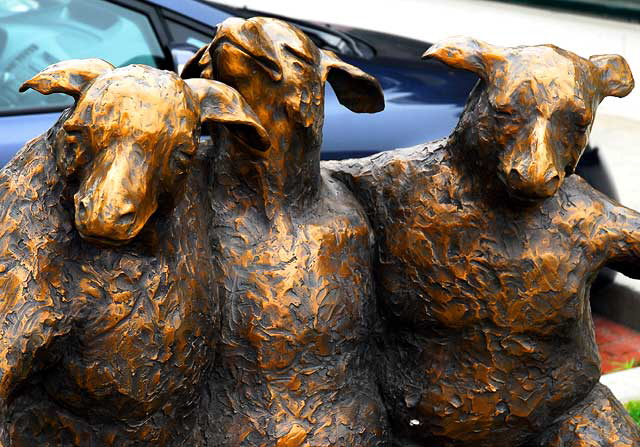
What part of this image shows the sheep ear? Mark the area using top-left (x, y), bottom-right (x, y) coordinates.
top-left (422, 36), bottom-right (497, 80)
top-left (19, 59), bottom-right (114, 99)
top-left (589, 54), bottom-right (634, 98)
top-left (180, 43), bottom-right (214, 79)
top-left (321, 50), bottom-right (385, 113)
top-left (185, 78), bottom-right (270, 151)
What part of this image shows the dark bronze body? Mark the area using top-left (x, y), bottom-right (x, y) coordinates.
top-left (0, 61), bottom-right (268, 445)
top-left (182, 17), bottom-right (390, 446)
top-left (326, 38), bottom-right (640, 446)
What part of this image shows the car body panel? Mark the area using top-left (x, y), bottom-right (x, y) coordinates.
top-left (0, 112), bottom-right (60, 166)
top-left (322, 56), bottom-right (477, 158)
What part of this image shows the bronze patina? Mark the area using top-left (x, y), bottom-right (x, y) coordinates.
top-left (326, 37), bottom-right (640, 446)
top-left (1, 17), bottom-right (639, 447)
top-left (182, 17), bottom-right (389, 446)
top-left (0, 60), bottom-right (268, 445)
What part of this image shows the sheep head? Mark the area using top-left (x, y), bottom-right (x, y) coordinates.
top-left (182, 17), bottom-right (385, 153)
top-left (423, 36), bottom-right (634, 200)
top-left (21, 60), bottom-right (269, 245)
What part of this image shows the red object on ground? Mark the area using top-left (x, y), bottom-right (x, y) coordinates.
top-left (594, 314), bottom-right (640, 374)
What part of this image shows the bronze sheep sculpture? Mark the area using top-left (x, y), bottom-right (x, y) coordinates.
top-left (0, 16), bottom-right (638, 447)
top-left (0, 60), bottom-right (269, 446)
top-left (182, 17), bottom-right (390, 447)
top-left (327, 37), bottom-right (640, 446)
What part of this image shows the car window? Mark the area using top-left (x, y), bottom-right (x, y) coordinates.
top-left (166, 20), bottom-right (214, 74)
top-left (0, 0), bottom-right (165, 114)
top-left (166, 20), bottom-right (213, 49)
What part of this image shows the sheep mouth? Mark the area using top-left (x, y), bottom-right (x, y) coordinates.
top-left (501, 182), bottom-right (557, 203)
top-left (75, 219), bottom-right (143, 247)
top-left (77, 231), bottom-right (136, 247)
top-left (212, 37), bottom-right (283, 81)
top-left (496, 170), bottom-right (559, 203)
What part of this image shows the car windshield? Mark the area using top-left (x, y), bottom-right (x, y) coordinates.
top-left (0, 0), bottom-right (165, 114)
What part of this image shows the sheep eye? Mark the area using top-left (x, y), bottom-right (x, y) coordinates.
top-left (65, 129), bottom-right (83, 143)
top-left (493, 109), bottom-right (518, 124)
top-left (64, 131), bottom-right (85, 157)
top-left (283, 43), bottom-right (314, 65)
top-left (575, 124), bottom-right (589, 134)
top-left (171, 144), bottom-right (194, 173)
top-left (175, 142), bottom-right (195, 155)
top-left (572, 116), bottom-right (591, 133)
top-left (175, 151), bottom-right (192, 163)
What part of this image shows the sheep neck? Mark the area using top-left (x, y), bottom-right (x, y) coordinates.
top-left (220, 114), bottom-right (322, 220)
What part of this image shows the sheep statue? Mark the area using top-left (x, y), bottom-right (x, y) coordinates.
top-left (0, 59), bottom-right (269, 446)
top-left (326, 37), bottom-right (640, 446)
top-left (181, 17), bottom-right (390, 446)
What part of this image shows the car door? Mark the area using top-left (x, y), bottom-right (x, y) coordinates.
top-left (0, 0), bottom-right (172, 166)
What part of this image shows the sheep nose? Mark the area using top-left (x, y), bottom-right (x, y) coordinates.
top-left (113, 202), bottom-right (136, 227)
top-left (115, 210), bottom-right (136, 227)
top-left (76, 198), bottom-right (88, 221)
top-left (507, 168), bottom-right (561, 198)
top-left (544, 173), bottom-right (561, 194)
top-left (507, 168), bottom-right (529, 189)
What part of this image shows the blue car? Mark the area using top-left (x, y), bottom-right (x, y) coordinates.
top-left (0, 0), bottom-right (617, 199)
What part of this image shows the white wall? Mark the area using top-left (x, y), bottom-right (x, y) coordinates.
top-left (217, 0), bottom-right (640, 121)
